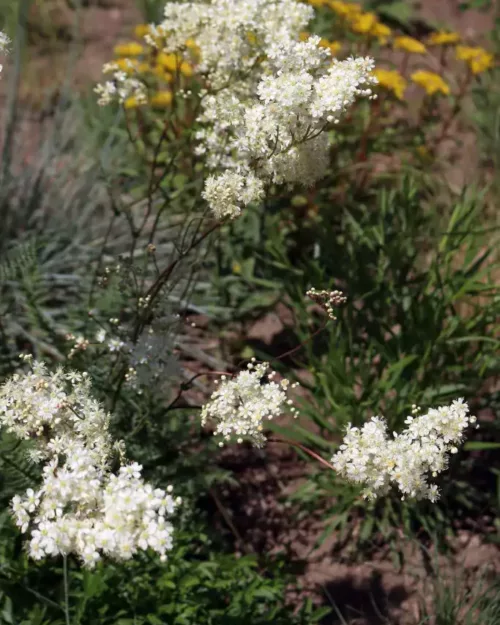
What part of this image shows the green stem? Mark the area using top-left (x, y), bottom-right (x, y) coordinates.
top-left (63, 555), bottom-right (71, 625)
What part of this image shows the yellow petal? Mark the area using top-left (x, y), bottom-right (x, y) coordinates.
top-left (150, 91), bottom-right (173, 108)
top-left (114, 42), bottom-right (144, 57)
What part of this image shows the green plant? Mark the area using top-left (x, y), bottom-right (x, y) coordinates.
top-left (1, 0), bottom-right (499, 622)
top-left (417, 558), bottom-right (500, 625)
top-left (214, 176), bottom-right (499, 558)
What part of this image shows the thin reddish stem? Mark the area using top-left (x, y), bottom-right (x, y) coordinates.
top-left (270, 436), bottom-right (335, 472)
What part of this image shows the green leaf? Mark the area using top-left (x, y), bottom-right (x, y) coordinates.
top-left (359, 515), bottom-right (375, 542)
top-left (266, 422), bottom-right (334, 451)
top-left (464, 441), bottom-right (500, 450)
top-left (459, 0), bottom-right (492, 10)
top-left (253, 588), bottom-right (277, 600)
top-left (376, 2), bottom-right (415, 27)
top-left (446, 336), bottom-right (500, 347)
top-left (311, 606), bottom-right (332, 621)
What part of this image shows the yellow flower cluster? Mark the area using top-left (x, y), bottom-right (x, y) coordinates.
top-left (372, 68), bottom-right (407, 100)
top-left (410, 71), bottom-right (450, 96)
top-left (302, 0), bottom-right (494, 112)
top-left (329, 0), bottom-right (362, 18)
top-left (456, 45), bottom-right (494, 74)
top-left (394, 36), bottom-right (426, 55)
top-left (134, 24), bottom-right (151, 39)
top-left (296, 0), bottom-right (495, 168)
top-left (427, 31), bottom-right (460, 46)
top-left (124, 90), bottom-right (174, 110)
top-left (307, 0), bottom-right (495, 80)
top-left (105, 27), bottom-right (201, 111)
top-left (304, 1), bottom-right (391, 44)
top-left (373, 67), bottom-right (450, 99)
top-left (114, 42), bottom-right (145, 57)
top-left (319, 37), bottom-right (342, 55)
top-left (330, 2), bottom-right (393, 44)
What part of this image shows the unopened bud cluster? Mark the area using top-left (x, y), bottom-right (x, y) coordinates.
top-left (306, 287), bottom-right (347, 320)
top-left (331, 398), bottom-right (476, 501)
top-left (201, 359), bottom-right (298, 447)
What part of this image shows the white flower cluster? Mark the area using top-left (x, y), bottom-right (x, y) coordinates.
top-left (0, 358), bottom-right (180, 567)
top-left (96, 0), bottom-right (376, 219)
top-left (190, 0), bottom-right (377, 219)
top-left (95, 61), bottom-right (147, 106)
top-left (331, 399), bottom-right (477, 502)
top-left (0, 31), bottom-right (9, 77)
top-left (201, 359), bottom-right (298, 447)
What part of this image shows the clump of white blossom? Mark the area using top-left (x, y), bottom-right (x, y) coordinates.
top-left (95, 0), bottom-right (376, 219)
top-left (0, 357), bottom-right (180, 567)
top-left (331, 399), bottom-right (477, 502)
top-left (0, 31), bottom-right (9, 76)
top-left (95, 62), bottom-right (147, 106)
top-left (201, 359), bottom-right (298, 447)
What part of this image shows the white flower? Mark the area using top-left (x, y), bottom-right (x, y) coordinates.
top-left (201, 359), bottom-right (297, 447)
top-left (0, 361), bottom-right (179, 567)
top-left (94, 67), bottom-right (146, 106)
top-left (202, 171), bottom-right (264, 220)
top-left (95, 329), bottom-right (107, 343)
top-left (0, 32), bottom-right (9, 51)
top-left (0, 32), bottom-right (9, 77)
top-left (331, 399), bottom-right (476, 501)
top-left (96, 0), bottom-right (376, 220)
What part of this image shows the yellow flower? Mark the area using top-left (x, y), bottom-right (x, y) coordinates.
top-left (373, 68), bottom-right (407, 100)
top-left (150, 91), bottom-right (173, 108)
top-left (427, 31), bottom-right (460, 46)
top-left (180, 61), bottom-right (194, 77)
top-left (415, 145), bottom-right (432, 160)
top-left (411, 70), bottom-right (450, 96)
top-left (329, 0), bottom-right (362, 17)
top-left (157, 52), bottom-right (179, 72)
top-left (232, 261), bottom-right (242, 275)
top-left (456, 45), bottom-right (482, 61)
top-left (394, 36), bottom-right (426, 54)
top-left (246, 32), bottom-right (257, 45)
top-left (319, 38), bottom-right (342, 55)
top-left (370, 22), bottom-right (391, 44)
top-left (299, 31), bottom-right (310, 42)
top-left (350, 12), bottom-right (378, 34)
top-left (308, 0), bottom-right (326, 6)
top-left (151, 65), bottom-right (174, 82)
top-left (110, 58), bottom-right (139, 74)
top-left (114, 42), bottom-right (145, 57)
top-left (184, 39), bottom-right (201, 61)
top-left (124, 96), bottom-right (142, 110)
top-left (456, 46), bottom-right (494, 74)
top-left (328, 41), bottom-right (342, 55)
top-left (134, 24), bottom-right (150, 39)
